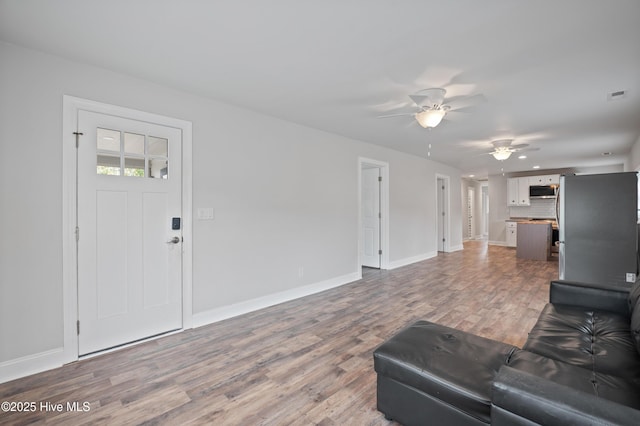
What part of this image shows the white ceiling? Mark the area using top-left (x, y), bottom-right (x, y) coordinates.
top-left (2, 0), bottom-right (639, 178)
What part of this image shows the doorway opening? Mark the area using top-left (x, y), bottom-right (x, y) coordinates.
top-left (481, 182), bottom-right (489, 238)
top-left (436, 174), bottom-right (451, 253)
top-left (467, 187), bottom-right (476, 240)
top-left (358, 158), bottom-right (389, 274)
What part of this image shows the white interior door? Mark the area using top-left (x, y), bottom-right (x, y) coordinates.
top-left (77, 110), bottom-right (182, 355)
top-left (361, 167), bottom-right (381, 268)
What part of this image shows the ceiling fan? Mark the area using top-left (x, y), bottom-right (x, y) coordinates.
top-left (483, 139), bottom-right (540, 161)
top-left (377, 88), bottom-right (484, 128)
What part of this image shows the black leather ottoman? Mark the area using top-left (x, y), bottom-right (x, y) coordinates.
top-left (373, 321), bottom-right (518, 425)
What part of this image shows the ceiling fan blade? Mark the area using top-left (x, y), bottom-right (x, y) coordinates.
top-left (408, 94), bottom-right (425, 106)
top-left (409, 94), bottom-right (438, 107)
top-left (514, 147), bottom-right (540, 152)
top-left (445, 94), bottom-right (487, 111)
top-left (377, 112), bottom-right (416, 118)
top-left (409, 88), bottom-right (447, 107)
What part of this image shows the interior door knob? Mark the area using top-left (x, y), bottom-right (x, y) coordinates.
top-left (166, 236), bottom-right (180, 244)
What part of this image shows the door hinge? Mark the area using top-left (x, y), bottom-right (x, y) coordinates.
top-left (378, 249), bottom-right (382, 255)
top-left (75, 226), bottom-right (80, 242)
top-left (378, 212), bottom-right (382, 218)
top-left (378, 176), bottom-right (382, 182)
top-left (76, 320), bottom-right (80, 335)
top-left (73, 132), bottom-right (83, 148)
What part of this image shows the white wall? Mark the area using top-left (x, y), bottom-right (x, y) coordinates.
top-left (628, 134), bottom-right (640, 171)
top-left (0, 42), bottom-right (463, 377)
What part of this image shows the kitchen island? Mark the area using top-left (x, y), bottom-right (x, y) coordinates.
top-left (516, 221), bottom-right (553, 261)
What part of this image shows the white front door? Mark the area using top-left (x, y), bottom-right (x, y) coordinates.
top-left (361, 167), bottom-right (381, 268)
top-left (77, 110), bottom-right (183, 355)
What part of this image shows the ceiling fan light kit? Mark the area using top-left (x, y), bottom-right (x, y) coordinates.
top-left (415, 108), bottom-right (447, 128)
top-left (485, 138), bottom-right (539, 161)
top-left (378, 87), bottom-right (481, 129)
top-left (492, 148), bottom-right (513, 161)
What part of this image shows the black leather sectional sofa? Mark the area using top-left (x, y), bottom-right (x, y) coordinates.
top-left (373, 279), bottom-right (640, 425)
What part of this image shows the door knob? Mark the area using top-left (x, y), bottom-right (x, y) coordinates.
top-left (166, 236), bottom-right (180, 244)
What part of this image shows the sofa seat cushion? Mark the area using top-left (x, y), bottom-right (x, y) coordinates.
top-left (628, 279), bottom-right (640, 314)
top-left (630, 296), bottom-right (640, 354)
top-left (374, 321), bottom-right (517, 423)
top-left (523, 303), bottom-right (640, 378)
top-left (507, 350), bottom-right (640, 409)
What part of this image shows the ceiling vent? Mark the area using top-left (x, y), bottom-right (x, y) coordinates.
top-left (607, 90), bottom-right (627, 101)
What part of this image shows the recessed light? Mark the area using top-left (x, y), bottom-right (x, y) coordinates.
top-left (469, 174), bottom-right (475, 178)
top-left (518, 155), bottom-right (527, 159)
top-left (532, 165), bottom-right (540, 169)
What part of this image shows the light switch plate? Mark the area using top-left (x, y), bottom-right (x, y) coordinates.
top-left (197, 208), bottom-right (214, 220)
top-left (626, 273), bottom-right (637, 283)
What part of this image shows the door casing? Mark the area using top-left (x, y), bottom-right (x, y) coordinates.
top-left (62, 95), bottom-right (193, 362)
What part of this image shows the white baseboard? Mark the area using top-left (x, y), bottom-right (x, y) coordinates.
top-left (192, 271), bottom-right (360, 328)
top-left (448, 244), bottom-right (464, 252)
top-left (0, 347), bottom-right (66, 384)
top-left (489, 240), bottom-right (508, 246)
top-left (463, 236), bottom-right (486, 242)
top-left (388, 251), bottom-right (438, 270)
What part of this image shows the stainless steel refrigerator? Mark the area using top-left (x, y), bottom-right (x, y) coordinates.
top-left (558, 172), bottom-right (638, 287)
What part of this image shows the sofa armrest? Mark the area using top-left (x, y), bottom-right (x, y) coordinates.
top-left (492, 366), bottom-right (640, 426)
top-left (550, 279), bottom-right (630, 315)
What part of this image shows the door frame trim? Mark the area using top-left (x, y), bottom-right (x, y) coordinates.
top-left (62, 95), bottom-right (193, 363)
top-left (357, 157), bottom-right (389, 273)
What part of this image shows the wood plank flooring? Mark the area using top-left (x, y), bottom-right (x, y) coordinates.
top-left (0, 241), bottom-right (558, 425)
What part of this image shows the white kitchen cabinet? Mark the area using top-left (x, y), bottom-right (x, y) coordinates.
top-left (545, 174), bottom-right (560, 185)
top-left (529, 176), bottom-right (545, 185)
top-left (507, 178), bottom-right (519, 206)
top-left (529, 174), bottom-right (561, 186)
top-left (506, 221), bottom-right (517, 247)
top-left (508, 177), bottom-right (531, 206)
top-left (517, 177), bottom-right (530, 205)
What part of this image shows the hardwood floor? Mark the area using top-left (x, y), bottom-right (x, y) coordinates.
top-left (0, 241), bottom-right (558, 425)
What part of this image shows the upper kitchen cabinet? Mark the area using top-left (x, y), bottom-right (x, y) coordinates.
top-left (529, 174), bottom-right (560, 185)
top-left (507, 178), bottom-right (518, 206)
top-left (507, 177), bottom-right (530, 206)
top-left (546, 174), bottom-right (560, 185)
